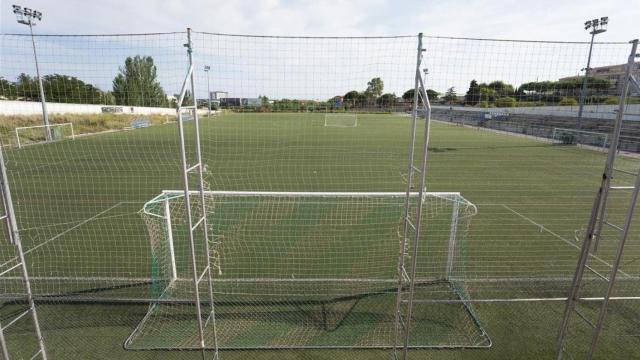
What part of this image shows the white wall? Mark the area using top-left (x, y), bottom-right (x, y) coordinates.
top-left (0, 100), bottom-right (208, 116)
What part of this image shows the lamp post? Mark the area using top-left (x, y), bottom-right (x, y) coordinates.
top-left (204, 65), bottom-right (211, 117)
top-left (577, 17), bottom-right (608, 133)
top-left (12, 4), bottom-right (50, 141)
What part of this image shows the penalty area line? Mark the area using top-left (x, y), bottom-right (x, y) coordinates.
top-left (500, 204), bottom-right (632, 279)
top-left (1, 202), bottom-right (128, 269)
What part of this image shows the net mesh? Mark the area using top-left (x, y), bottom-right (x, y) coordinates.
top-left (126, 191), bottom-right (485, 349)
top-left (0, 30), bottom-right (638, 359)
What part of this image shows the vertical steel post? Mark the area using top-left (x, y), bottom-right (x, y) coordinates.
top-left (164, 198), bottom-right (177, 284)
top-left (576, 31), bottom-right (595, 131)
top-left (593, 39), bottom-right (639, 251)
top-left (402, 70), bottom-right (433, 360)
top-left (586, 39), bottom-right (639, 360)
top-left (28, 20), bottom-right (50, 142)
top-left (177, 28), bottom-right (207, 359)
top-left (446, 198), bottom-right (460, 279)
top-left (0, 146), bottom-right (48, 360)
top-left (393, 33), bottom-right (423, 358)
top-left (188, 28), bottom-right (220, 358)
top-left (556, 39), bottom-right (639, 360)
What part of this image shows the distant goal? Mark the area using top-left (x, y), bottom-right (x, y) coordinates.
top-left (15, 123), bottom-right (75, 148)
top-left (551, 127), bottom-right (608, 150)
top-left (324, 113), bottom-right (358, 127)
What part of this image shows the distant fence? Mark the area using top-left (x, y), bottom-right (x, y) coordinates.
top-left (431, 106), bottom-right (640, 153)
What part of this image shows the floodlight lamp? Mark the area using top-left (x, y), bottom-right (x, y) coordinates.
top-left (34, 10), bottom-right (41, 20)
top-left (600, 16), bottom-right (608, 25)
top-left (584, 21), bottom-right (591, 29)
top-left (12, 4), bottom-right (21, 14)
top-left (204, 65), bottom-right (210, 71)
top-left (23, 7), bottom-right (31, 16)
top-left (592, 18), bottom-right (599, 26)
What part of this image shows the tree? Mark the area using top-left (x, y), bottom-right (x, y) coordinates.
top-left (365, 77), bottom-right (384, 98)
top-left (112, 55), bottom-right (168, 107)
top-left (494, 97), bottom-right (516, 107)
top-left (377, 93), bottom-right (397, 106)
top-left (42, 74), bottom-right (104, 104)
top-left (402, 89), bottom-right (439, 102)
top-left (443, 87), bottom-right (457, 104)
top-left (0, 77), bottom-right (17, 99)
top-left (15, 73), bottom-right (39, 100)
top-left (464, 80), bottom-right (480, 105)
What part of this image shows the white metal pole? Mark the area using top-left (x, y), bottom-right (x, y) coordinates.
top-left (0, 146), bottom-right (47, 359)
top-left (577, 30), bottom-right (596, 133)
top-left (446, 198), bottom-right (460, 279)
top-left (206, 70), bottom-right (211, 117)
top-left (164, 198), bottom-right (177, 284)
top-left (29, 20), bottom-right (50, 142)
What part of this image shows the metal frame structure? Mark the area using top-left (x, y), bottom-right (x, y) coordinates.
top-left (175, 28), bottom-right (219, 360)
top-left (556, 39), bottom-right (640, 360)
top-left (0, 146), bottom-right (48, 359)
top-left (391, 33), bottom-right (490, 360)
top-left (12, 4), bottom-right (51, 142)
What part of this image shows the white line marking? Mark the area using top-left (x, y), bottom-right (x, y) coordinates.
top-left (1, 203), bottom-right (126, 269)
top-left (501, 204), bottom-right (632, 279)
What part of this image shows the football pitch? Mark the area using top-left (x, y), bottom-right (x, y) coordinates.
top-left (2, 112), bottom-right (639, 359)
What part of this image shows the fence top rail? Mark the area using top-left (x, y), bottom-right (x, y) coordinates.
top-left (0, 31), bottom-right (632, 44)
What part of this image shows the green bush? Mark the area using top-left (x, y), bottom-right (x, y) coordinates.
top-left (559, 97), bottom-right (578, 106)
top-left (604, 97), bottom-right (618, 105)
top-left (494, 97), bottom-right (516, 107)
top-left (478, 101), bottom-right (489, 108)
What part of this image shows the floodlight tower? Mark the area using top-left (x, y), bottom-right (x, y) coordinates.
top-left (577, 17), bottom-right (608, 132)
top-left (12, 4), bottom-right (50, 141)
top-left (204, 65), bottom-right (211, 117)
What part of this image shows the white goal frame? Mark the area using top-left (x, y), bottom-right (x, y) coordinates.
top-left (146, 190), bottom-right (469, 287)
top-left (551, 127), bottom-right (608, 150)
top-left (324, 113), bottom-right (358, 127)
top-left (15, 123), bottom-right (75, 148)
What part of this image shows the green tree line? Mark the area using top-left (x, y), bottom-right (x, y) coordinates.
top-left (0, 55), bottom-right (168, 107)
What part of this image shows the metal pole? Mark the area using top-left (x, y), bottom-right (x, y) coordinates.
top-left (164, 198), bottom-right (177, 284)
top-left (393, 33), bottom-right (423, 358)
top-left (586, 39), bottom-right (639, 360)
top-left (0, 147), bottom-right (48, 359)
top-left (29, 20), bottom-right (50, 142)
top-left (577, 31), bottom-right (595, 133)
top-left (206, 70), bottom-right (211, 117)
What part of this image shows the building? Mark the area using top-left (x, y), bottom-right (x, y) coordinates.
top-left (560, 61), bottom-right (640, 95)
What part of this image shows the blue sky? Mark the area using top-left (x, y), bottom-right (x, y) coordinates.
top-left (1, 0), bottom-right (638, 100)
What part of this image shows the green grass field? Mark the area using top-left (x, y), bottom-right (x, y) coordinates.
top-left (2, 112), bottom-right (639, 359)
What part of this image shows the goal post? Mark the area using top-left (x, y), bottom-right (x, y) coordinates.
top-left (15, 123), bottom-right (75, 148)
top-left (324, 113), bottom-right (358, 127)
top-left (127, 189), bottom-right (490, 350)
top-left (551, 127), bottom-right (608, 150)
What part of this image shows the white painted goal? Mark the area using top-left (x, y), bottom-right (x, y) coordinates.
top-left (324, 113), bottom-right (358, 127)
top-left (15, 123), bottom-right (75, 148)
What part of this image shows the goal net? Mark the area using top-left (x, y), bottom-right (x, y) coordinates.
top-left (551, 127), bottom-right (609, 150)
top-left (15, 123), bottom-right (75, 148)
top-left (125, 190), bottom-right (489, 349)
top-left (324, 113), bottom-right (358, 127)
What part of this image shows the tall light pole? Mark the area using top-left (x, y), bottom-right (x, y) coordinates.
top-left (577, 16), bottom-right (608, 133)
top-left (12, 4), bottom-right (50, 141)
top-left (204, 65), bottom-right (211, 117)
